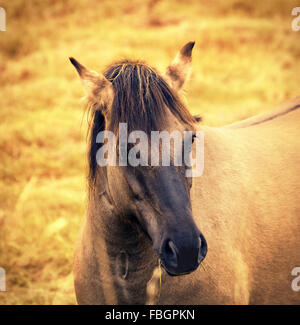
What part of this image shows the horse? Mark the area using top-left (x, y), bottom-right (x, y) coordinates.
top-left (70, 42), bottom-right (300, 305)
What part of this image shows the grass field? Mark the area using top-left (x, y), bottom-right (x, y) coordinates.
top-left (0, 0), bottom-right (299, 304)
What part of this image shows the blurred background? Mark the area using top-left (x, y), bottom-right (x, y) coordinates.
top-left (0, 0), bottom-right (299, 304)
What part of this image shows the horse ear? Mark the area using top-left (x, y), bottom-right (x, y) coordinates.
top-left (69, 57), bottom-right (114, 112)
top-left (164, 41), bottom-right (195, 92)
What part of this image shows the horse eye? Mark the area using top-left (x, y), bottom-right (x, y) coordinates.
top-left (133, 192), bottom-right (143, 201)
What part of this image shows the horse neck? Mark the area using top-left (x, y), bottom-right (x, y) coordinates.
top-left (87, 172), bottom-right (157, 304)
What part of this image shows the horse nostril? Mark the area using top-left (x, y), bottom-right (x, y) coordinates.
top-left (163, 240), bottom-right (178, 268)
top-left (198, 233), bottom-right (208, 263)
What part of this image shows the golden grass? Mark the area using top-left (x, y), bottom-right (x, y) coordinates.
top-left (0, 0), bottom-right (299, 304)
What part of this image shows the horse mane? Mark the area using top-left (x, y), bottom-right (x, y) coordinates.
top-left (87, 60), bottom-right (197, 182)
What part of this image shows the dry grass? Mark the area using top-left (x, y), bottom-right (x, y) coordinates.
top-left (0, 0), bottom-right (299, 304)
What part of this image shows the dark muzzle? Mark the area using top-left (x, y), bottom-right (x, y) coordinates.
top-left (159, 231), bottom-right (207, 276)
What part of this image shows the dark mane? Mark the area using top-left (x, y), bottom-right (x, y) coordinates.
top-left (88, 60), bottom-right (197, 182)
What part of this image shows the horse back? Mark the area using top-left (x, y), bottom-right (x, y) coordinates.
top-left (224, 96), bottom-right (300, 129)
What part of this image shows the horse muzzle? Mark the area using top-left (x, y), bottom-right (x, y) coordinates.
top-left (158, 232), bottom-right (207, 276)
